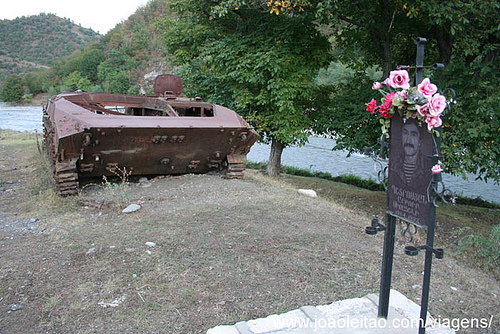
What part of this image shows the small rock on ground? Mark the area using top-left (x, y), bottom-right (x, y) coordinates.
top-left (297, 189), bottom-right (317, 198)
top-left (122, 204), bottom-right (141, 213)
top-left (7, 304), bottom-right (22, 312)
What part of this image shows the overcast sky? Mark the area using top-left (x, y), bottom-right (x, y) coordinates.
top-left (1, 0), bottom-right (151, 34)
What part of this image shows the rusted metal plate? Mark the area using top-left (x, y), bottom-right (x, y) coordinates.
top-left (154, 74), bottom-right (183, 96)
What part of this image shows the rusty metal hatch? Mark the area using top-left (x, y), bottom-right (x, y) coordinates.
top-left (154, 74), bottom-right (183, 96)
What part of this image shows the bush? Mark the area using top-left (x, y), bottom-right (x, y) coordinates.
top-left (246, 161), bottom-right (385, 191)
top-left (23, 94), bottom-right (33, 103)
top-left (456, 224), bottom-right (500, 274)
top-left (0, 74), bottom-right (25, 102)
top-left (90, 85), bottom-right (105, 93)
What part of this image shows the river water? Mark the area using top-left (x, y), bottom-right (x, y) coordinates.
top-left (1, 102), bottom-right (499, 203)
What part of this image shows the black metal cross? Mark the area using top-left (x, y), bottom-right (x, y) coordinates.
top-left (366, 37), bottom-right (448, 334)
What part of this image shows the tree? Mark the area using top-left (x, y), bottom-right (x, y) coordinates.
top-left (0, 74), bottom-right (25, 102)
top-left (62, 71), bottom-right (93, 91)
top-left (80, 47), bottom-right (105, 83)
top-left (97, 49), bottom-right (137, 94)
top-left (25, 72), bottom-right (44, 95)
top-left (430, 1), bottom-right (500, 182)
top-left (281, 0), bottom-right (500, 184)
top-left (157, 0), bottom-right (332, 175)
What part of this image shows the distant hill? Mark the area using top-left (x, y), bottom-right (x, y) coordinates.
top-left (0, 13), bottom-right (101, 78)
top-left (0, 1), bottom-right (174, 98)
top-left (99, 0), bottom-right (172, 91)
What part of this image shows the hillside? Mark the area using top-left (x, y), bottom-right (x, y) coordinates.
top-left (98, 0), bottom-right (172, 92)
top-left (0, 1), bottom-right (174, 99)
top-left (0, 13), bottom-right (101, 78)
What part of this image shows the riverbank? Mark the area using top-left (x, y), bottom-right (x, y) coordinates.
top-left (29, 93), bottom-right (51, 106)
top-left (0, 130), bottom-right (498, 333)
top-left (0, 93), bottom-right (50, 107)
top-left (2, 101), bottom-right (499, 203)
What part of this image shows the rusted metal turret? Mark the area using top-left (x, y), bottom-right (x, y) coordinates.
top-left (43, 75), bottom-right (259, 195)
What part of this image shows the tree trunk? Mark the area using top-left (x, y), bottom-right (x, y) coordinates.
top-left (435, 26), bottom-right (453, 65)
top-left (267, 138), bottom-right (284, 177)
top-left (371, 29), bottom-right (393, 78)
top-left (379, 37), bottom-right (393, 78)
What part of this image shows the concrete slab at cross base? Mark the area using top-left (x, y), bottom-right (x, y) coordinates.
top-left (207, 290), bottom-right (455, 334)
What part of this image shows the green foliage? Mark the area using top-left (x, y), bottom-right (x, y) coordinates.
top-left (314, 71), bottom-right (383, 155)
top-left (456, 224), bottom-right (500, 274)
top-left (300, 0), bottom-right (500, 184)
top-left (0, 13), bottom-right (100, 79)
top-left (159, 0), bottom-right (332, 147)
top-left (0, 74), bottom-right (25, 102)
top-left (89, 85), bottom-right (105, 93)
top-left (24, 72), bottom-right (44, 95)
top-left (1, 1), bottom-right (171, 96)
top-left (453, 195), bottom-right (500, 210)
top-left (80, 47), bottom-right (105, 82)
top-left (98, 49), bottom-right (137, 94)
top-left (62, 71), bottom-right (93, 91)
top-left (52, 52), bottom-right (83, 80)
top-left (438, 59), bottom-right (500, 183)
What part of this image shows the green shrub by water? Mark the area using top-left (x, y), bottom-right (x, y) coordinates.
top-left (246, 161), bottom-right (500, 208)
top-left (246, 161), bottom-right (384, 191)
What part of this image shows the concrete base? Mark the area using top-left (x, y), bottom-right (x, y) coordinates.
top-left (207, 290), bottom-right (455, 334)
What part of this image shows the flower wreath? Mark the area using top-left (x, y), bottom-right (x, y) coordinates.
top-left (367, 69), bottom-right (447, 137)
top-left (367, 69), bottom-right (447, 174)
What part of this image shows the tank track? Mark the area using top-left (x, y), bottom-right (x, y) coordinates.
top-left (54, 159), bottom-right (79, 196)
top-left (224, 154), bottom-right (246, 179)
top-left (43, 108), bottom-right (80, 196)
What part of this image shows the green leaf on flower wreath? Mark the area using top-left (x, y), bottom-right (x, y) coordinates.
top-left (392, 95), bottom-right (404, 107)
top-left (379, 118), bottom-right (391, 137)
top-left (406, 87), bottom-right (427, 105)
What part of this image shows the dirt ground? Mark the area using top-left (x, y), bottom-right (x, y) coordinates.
top-left (0, 130), bottom-right (499, 333)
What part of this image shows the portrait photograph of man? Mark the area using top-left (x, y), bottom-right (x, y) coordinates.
top-left (388, 112), bottom-right (433, 228)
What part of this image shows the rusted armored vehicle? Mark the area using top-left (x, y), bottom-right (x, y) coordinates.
top-left (43, 75), bottom-right (259, 195)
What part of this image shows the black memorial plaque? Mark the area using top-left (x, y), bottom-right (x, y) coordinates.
top-left (387, 112), bottom-right (433, 228)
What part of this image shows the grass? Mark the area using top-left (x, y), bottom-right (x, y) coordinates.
top-left (247, 161), bottom-right (500, 209)
top-left (0, 129), bottom-right (38, 145)
top-left (247, 161), bottom-right (385, 191)
top-left (246, 162), bottom-right (500, 277)
top-left (456, 224), bottom-right (500, 272)
top-left (1, 130), bottom-right (499, 333)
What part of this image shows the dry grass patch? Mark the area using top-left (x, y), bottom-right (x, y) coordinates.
top-left (0, 131), bottom-right (498, 333)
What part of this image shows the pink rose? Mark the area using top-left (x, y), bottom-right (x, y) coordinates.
top-left (418, 78), bottom-right (438, 97)
top-left (426, 115), bottom-right (442, 131)
top-left (417, 103), bottom-right (431, 117)
top-left (387, 70), bottom-right (410, 90)
top-left (396, 90), bottom-right (407, 100)
top-left (383, 77), bottom-right (391, 87)
top-left (429, 93), bottom-right (447, 116)
top-left (366, 99), bottom-right (378, 114)
top-left (431, 164), bottom-right (443, 174)
top-left (372, 82), bottom-right (382, 90)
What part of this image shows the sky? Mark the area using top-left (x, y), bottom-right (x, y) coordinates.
top-left (0, 0), bottom-right (151, 34)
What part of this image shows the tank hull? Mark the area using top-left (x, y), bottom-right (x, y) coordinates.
top-left (43, 91), bottom-right (259, 195)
